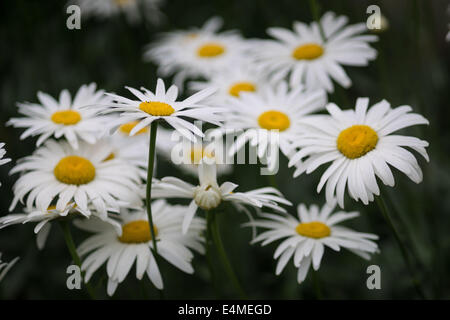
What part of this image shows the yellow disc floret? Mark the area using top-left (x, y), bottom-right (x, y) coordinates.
top-left (292, 43), bottom-right (324, 60)
top-left (228, 82), bottom-right (256, 97)
top-left (54, 156), bottom-right (96, 185)
top-left (197, 43), bottom-right (226, 58)
top-left (258, 110), bottom-right (290, 131)
top-left (119, 121), bottom-right (149, 135)
top-left (296, 221), bottom-right (331, 239)
top-left (51, 110), bottom-right (82, 125)
top-left (139, 101), bottom-right (175, 116)
top-left (118, 220), bottom-right (158, 244)
top-left (337, 125), bottom-right (378, 159)
top-left (190, 147), bottom-right (214, 164)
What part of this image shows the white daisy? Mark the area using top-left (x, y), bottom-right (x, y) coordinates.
top-left (152, 157), bottom-right (292, 233)
top-left (188, 64), bottom-right (269, 104)
top-left (223, 81), bottom-right (327, 171)
top-left (288, 98), bottom-right (429, 208)
top-left (251, 11), bottom-right (378, 92)
top-left (9, 139), bottom-right (142, 216)
top-left (75, 200), bottom-right (205, 296)
top-left (8, 83), bottom-right (111, 149)
top-left (0, 203), bottom-right (122, 250)
top-left (72, 0), bottom-right (164, 25)
top-left (0, 143), bottom-right (11, 167)
top-left (0, 253), bottom-right (19, 282)
top-left (248, 201), bottom-right (379, 283)
top-left (156, 127), bottom-right (232, 177)
top-left (100, 78), bottom-right (223, 142)
top-left (144, 17), bottom-right (249, 87)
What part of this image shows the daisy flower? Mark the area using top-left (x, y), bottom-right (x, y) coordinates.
top-left (288, 98), bottom-right (429, 208)
top-left (144, 17), bottom-right (249, 87)
top-left (156, 127), bottom-right (232, 177)
top-left (251, 11), bottom-right (378, 92)
top-left (0, 203), bottom-right (121, 250)
top-left (72, 0), bottom-right (164, 25)
top-left (100, 78), bottom-right (223, 142)
top-left (0, 253), bottom-right (19, 282)
top-left (188, 64), bottom-right (269, 103)
top-left (152, 157), bottom-right (292, 233)
top-left (9, 139), bottom-right (142, 216)
top-left (8, 83), bottom-right (110, 149)
top-left (248, 201), bottom-right (379, 283)
top-left (0, 143), bottom-right (11, 167)
top-left (224, 81), bottom-right (327, 171)
top-left (75, 200), bottom-right (205, 296)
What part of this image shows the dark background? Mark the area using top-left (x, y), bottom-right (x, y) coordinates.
top-left (0, 0), bottom-right (449, 299)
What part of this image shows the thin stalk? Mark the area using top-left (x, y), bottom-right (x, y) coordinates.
top-left (206, 212), bottom-right (220, 298)
top-left (209, 213), bottom-right (247, 299)
top-left (146, 122), bottom-right (165, 299)
top-left (311, 270), bottom-right (323, 300)
top-left (59, 220), bottom-right (96, 299)
top-left (375, 196), bottom-right (426, 299)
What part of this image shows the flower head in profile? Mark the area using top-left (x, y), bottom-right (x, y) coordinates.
top-left (224, 81), bottom-right (327, 171)
top-left (9, 140), bottom-right (142, 216)
top-left (72, 0), bottom-right (164, 25)
top-left (152, 157), bottom-right (292, 233)
top-left (0, 203), bottom-right (121, 250)
top-left (101, 79), bottom-right (223, 142)
top-left (8, 83), bottom-right (110, 149)
top-left (0, 253), bottom-right (19, 282)
top-left (144, 17), bottom-right (249, 87)
top-left (0, 143), bottom-right (11, 167)
top-left (288, 98), bottom-right (429, 208)
top-left (248, 201), bottom-right (378, 283)
top-left (251, 11), bottom-right (378, 92)
top-left (75, 200), bottom-right (205, 296)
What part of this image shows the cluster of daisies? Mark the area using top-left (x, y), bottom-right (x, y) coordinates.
top-left (0, 11), bottom-right (429, 297)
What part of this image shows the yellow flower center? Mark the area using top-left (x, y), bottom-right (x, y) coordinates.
top-left (114, 0), bottom-right (133, 6)
top-left (228, 82), bottom-right (256, 97)
top-left (118, 220), bottom-right (158, 244)
top-left (296, 221), bottom-right (331, 239)
top-left (292, 43), bottom-right (324, 60)
top-left (190, 147), bottom-right (214, 164)
top-left (337, 125), bottom-right (379, 159)
top-left (258, 110), bottom-right (290, 131)
top-left (197, 43), bottom-right (226, 58)
top-left (47, 205), bottom-right (57, 211)
top-left (51, 110), bottom-right (82, 126)
top-left (54, 156), bottom-right (96, 185)
top-left (119, 121), bottom-right (149, 135)
top-left (139, 101), bottom-right (175, 116)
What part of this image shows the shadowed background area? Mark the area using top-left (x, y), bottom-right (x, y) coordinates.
top-left (0, 0), bottom-right (449, 299)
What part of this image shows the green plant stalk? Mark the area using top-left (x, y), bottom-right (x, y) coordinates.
top-left (375, 196), bottom-right (426, 299)
top-left (209, 212), bottom-right (247, 299)
top-left (59, 220), bottom-right (96, 299)
top-left (206, 211), bottom-right (220, 298)
top-left (308, 0), bottom-right (325, 39)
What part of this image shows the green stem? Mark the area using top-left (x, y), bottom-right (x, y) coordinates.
top-left (375, 196), bottom-right (426, 299)
top-left (59, 221), bottom-right (96, 299)
top-left (311, 270), bottom-right (323, 300)
top-left (209, 212), bottom-right (247, 299)
top-left (308, 0), bottom-right (325, 39)
top-left (206, 212), bottom-right (220, 298)
top-left (146, 122), bottom-right (164, 299)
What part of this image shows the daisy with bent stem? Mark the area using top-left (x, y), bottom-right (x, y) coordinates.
top-left (144, 17), bottom-right (249, 87)
top-left (251, 11), bottom-right (378, 92)
top-left (152, 157), bottom-right (291, 298)
top-left (8, 83), bottom-right (110, 149)
top-left (75, 200), bottom-right (205, 296)
top-left (288, 97), bottom-right (429, 297)
top-left (223, 81), bottom-right (326, 172)
top-left (248, 201), bottom-right (378, 284)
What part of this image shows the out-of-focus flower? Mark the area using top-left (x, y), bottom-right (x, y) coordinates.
top-left (0, 253), bottom-right (19, 282)
top-left (251, 11), bottom-right (378, 92)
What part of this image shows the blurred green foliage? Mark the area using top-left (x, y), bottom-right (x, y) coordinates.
top-left (0, 0), bottom-right (449, 299)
